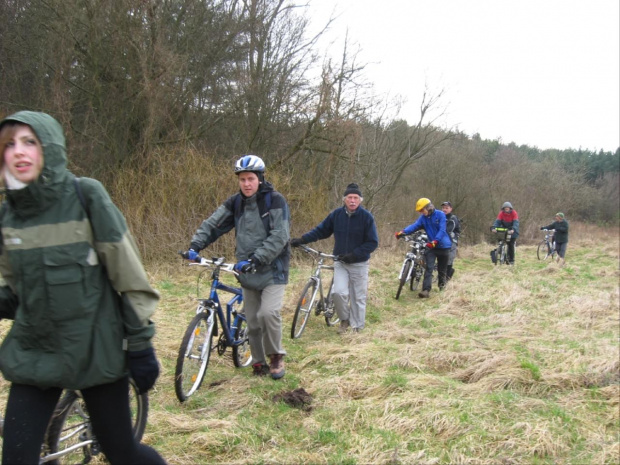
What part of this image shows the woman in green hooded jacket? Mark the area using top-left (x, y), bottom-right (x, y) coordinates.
top-left (0, 111), bottom-right (165, 464)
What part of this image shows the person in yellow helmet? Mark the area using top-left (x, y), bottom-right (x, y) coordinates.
top-left (395, 198), bottom-right (452, 297)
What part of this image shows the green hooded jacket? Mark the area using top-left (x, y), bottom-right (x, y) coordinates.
top-left (0, 111), bottom-right (158, 390)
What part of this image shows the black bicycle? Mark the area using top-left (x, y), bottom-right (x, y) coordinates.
top-left (175, 254), bottom-right (252, 402)
top-left (537, 229), bottom-right (557, 260)
top-left (491, 227), bottom-right (512, 266)
top-left (395, 231), bottom-right (428, 299)
top-left (291, 245), bottom-right (340, 339)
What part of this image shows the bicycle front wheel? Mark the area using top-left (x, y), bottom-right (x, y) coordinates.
top-left (537, 240), bottom-right (550, 260)
top-left (395, 259), bottom-right (411, 300)
top-left (291, 280), bottom-right (318, 339)
top-left (232, 315), bottom-right (253, 368)
top-left (175, 312), bottom-right (214, 402)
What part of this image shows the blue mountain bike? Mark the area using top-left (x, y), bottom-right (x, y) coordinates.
top-left (175, 254), bottom-right (252, 402)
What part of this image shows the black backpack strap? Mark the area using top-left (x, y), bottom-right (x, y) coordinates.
top-left (232, 191), bottom-right (272, 233)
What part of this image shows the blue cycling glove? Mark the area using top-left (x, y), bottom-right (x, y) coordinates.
top-left (234, 259), bottom-right (257, 274)
top-left (182, 249), bottom-right (199, 261)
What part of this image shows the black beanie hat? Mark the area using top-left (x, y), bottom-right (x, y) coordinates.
top-left (344, 183), bottom-right (362, 197)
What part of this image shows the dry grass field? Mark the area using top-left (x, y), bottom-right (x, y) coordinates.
top-left (1, 223), bottom-right (618, 464)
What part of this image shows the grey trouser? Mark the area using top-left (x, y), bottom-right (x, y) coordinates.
top-left (448, 242), bottom-right (458, 266)
top-left (242, 284), bottom-right (286, 364)
top-left (555, 242), bottom-right (568, 258)
top-left (333, 260), bottom-right (370, 330)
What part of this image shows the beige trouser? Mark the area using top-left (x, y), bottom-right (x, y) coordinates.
top-left (242, 284), bottom-right (286, 365)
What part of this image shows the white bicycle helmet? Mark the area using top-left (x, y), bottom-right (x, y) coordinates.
top-left (235, 155), bottom-right (265, 174)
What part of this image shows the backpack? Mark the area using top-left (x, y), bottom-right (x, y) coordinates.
top-left (232, 191), bottom-right (272, 233)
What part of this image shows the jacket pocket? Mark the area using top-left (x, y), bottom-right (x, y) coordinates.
top-left (44, 248), bottom-right (93, 321)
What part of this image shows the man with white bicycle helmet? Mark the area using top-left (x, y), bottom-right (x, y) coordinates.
top-left (184, 155), bottom-right (290, 379)
top-left (395, 198), bottom-right (452, 298)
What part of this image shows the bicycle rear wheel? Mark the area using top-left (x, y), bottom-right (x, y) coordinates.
top-left (291, 280), bottom-right (318, 339)
top-left (323, 278), bottom-right (340, 327)
top-left (175, 311), bottom-right (214, 402)
top-left (537, 240), bottom-right (551, 260)
top-left (395, 259), bottom-right (411, 300)
top-left (232, 315), bottom-right (253, 368)
top-left (44, 379), bottom-right (148, 465)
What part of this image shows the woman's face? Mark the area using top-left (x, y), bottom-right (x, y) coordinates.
top-left (3, 125), bottom-right (43, 184)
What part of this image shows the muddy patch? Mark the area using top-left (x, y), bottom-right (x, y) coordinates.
top-left (272, 388), bottom-right (313, 411)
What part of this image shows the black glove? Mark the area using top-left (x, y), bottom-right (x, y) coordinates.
top-left (290, 238), bottom-right (306, 248)
top-left (128, 347), bottom-right (160, 394)
top-left (540, 226), bottom-right (545, 230)
top-left (339, 253), bottom-right (357, 264)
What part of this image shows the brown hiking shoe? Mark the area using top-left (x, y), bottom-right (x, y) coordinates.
top-left (269, 354), bottom-right (285, 380)
top-left (418, 290), bottom-right (430, 298)
top-left (252, 363), bottom-right (270, 377)
top-left (338, 320), bottom-right (350, 334)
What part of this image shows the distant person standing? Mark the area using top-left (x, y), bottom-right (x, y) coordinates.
top-left (440, 201), bottom-right (461, 280)
top-left (491, 201), bottom-right (520, 265)
top-left (541, 212), bottom-right (569, 266)
top-left (290, 183), bottom-right (378, 333)
top-left (395, 198), bottom-right (452, 298)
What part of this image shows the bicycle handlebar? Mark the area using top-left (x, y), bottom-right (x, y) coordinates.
top-left (178, 251), bottom-right (238, 275)
top-left (297, 244), bottom-right (338, 260)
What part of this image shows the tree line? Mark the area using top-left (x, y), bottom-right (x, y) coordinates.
top-left (1, 0), bottom-right (617, 261)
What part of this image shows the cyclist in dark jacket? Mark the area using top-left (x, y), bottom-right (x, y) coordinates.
top-left (491, 201), bottom-right (520, 265)
top-left (0, 111), bottom-right (165, 464)
top-left (185, 155), bottom-right (290, 379)
top-left (441, 201), bottom-right (461, 280)
top-left (290, 183), bottom-right (378, 333)
top-left (395, 198), bottom-right (451, 298)
top-left (541, 212), bottom-right (569, 266)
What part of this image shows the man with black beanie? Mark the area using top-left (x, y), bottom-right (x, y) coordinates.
top-left (290, 183), bottom-right (378, 333)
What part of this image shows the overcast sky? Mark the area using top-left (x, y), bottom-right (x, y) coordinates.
top-left (308, 0), bottom-right (619, 152)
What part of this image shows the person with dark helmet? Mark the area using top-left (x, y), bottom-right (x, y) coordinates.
top-left (491, 201), bottom-right (520, 265)
top-left (395, 198), bottom-right (452, 298)
top-left (290, 183), bottom-right (378, 333)
top-left (440, 201), bottom-right (461, 280)
top-left (183, 155), bottom-right (290, 379)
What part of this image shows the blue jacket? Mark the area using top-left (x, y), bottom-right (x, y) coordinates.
top-left (403, 209), bottom-right (452, 249)
top-left (302, 206), bottom-right (378, 263)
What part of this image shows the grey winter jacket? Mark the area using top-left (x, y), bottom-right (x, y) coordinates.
top-left (190, 182), bottom-right (290, 290)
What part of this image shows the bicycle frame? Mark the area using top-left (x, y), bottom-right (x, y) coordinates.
top-left (191, 258), bottom-right (245, 348)
top-left (290, 245), bottom-right (339, 339)
top-left (396, 231), bottom-right (427, 299)
top-left (493, 227), bottom-right (512, 265)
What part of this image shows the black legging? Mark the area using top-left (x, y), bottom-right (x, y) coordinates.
top-left (2, 376), bottom-right (166, 465)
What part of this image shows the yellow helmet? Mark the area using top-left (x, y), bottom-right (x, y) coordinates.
top-left (415, 197), bottom-right (431, 212)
